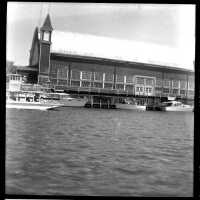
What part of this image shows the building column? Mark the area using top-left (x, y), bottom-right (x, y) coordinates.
top-left (68, 64), bottom-right (71, 86)
top-left (103, 73), bottom-right (105, 89)
top-left (91, 71), bottom-right (94, 88)
top-left (113, 67), bottom-right (116, 89)
top-left (124, 76), bottom-right (126, 91)
top-left (186, 74), bottom-right (189, 100)
top-left (169, 78), bottom-right (172, 96)
top-left (80, 71), bottom-right (82, 87)
top-left (161, 72), bottom-right (164, 97)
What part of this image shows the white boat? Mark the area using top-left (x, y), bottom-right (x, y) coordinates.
top-left (54, 93), bottom-right (87, 107)
top-left (6, 91), bottom-right (65, 111)
top-left (162, 100), bottom-right (193, 112)
top-left (6, 74), bottom-right (87, 110)
top-left (6, 100), bottom-right (62, 111)
top-left (6, 91), bottom-right (88, 110)
top-left (115, 98), bottom-right (146, 111)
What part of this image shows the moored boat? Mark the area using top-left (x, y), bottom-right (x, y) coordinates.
top-left (116, 103), bottom-right (146, 110)
top-left (115, 98), bottom-right (146, 111)
top-left (6, 91), bottom-right (88, 110)
top-left (6, 73), bottom-right (88, 110)
top-left (6, 101), bottom-right (62, 111)
top-left (162, 100), bottom-right (193, 112)
top-left (54, 93), bottom-right (87, 107)
top-left (6, 91), bottom-right (65, 110)
top-left (146, 103), bottom-right (166, 111)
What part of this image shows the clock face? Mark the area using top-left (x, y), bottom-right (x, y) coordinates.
top-left (43, 32), bottom-right (50, 41)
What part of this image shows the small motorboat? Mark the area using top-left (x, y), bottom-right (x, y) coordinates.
top-left (162, 100), bottom-right (193, 112)
top-left (115, 98), bottom-right (146, 111)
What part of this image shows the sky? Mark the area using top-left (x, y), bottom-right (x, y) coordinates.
top-left (7, 3), bottom-right (195, 70)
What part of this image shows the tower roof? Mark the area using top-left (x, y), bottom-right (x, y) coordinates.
top-left (40, 14), bottom-right (53, 31)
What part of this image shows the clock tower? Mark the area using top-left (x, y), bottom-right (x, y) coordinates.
top-left (38, 14), bottom-right (53, 84)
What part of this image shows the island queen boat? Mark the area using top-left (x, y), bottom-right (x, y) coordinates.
top-left (6, 74), bottom-right (87, 111)
top-left (161, 100), bottom-right (194, 112)
top-left (6, 91), bottom-right (65, 111)
top-left (6, 91), bottom-right (87, 111)
top-left (115, 98), bottom-right (146, 111)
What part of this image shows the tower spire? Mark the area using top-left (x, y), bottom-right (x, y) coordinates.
top-left (40, 13), bottom-right (53, 32)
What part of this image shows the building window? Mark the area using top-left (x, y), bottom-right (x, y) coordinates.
top-left (71, 80), bottom-right (80, 87)
top-left (57, 67), bottom-right (68, 80)
top-left (145, 78), bottom-right (154, 86)
top-left (163, 79), bottom-right (170, 87)
top-left (116, 74), bottom-right (124, 83)
top-left (180, 80), bottom-right (187, 89)
top-left (172, 89), bottom-right (179, 94)
top-left (50, 62), bottom-right (57, 79)
top-left (172, 80), bottom-right (179, 88)
top-left (43, 32), bottom-right (50, 41)
top-left (155, 87), bottom-right (162, 96)
top-left (126, 75), bottom-right (133, 83)
top-left (188, 90), bottom-right (194, 96)
top-left (82, 71), bottom-right (92, 80)
top-left (136, 77), bottom-right (145, 85)
top-left (155, 87), bottom-right (162, 91)
top-left (50, 62), bottom-right (57, 71)
top-left (180, 90), bottom-right (186, 95)
top-left (50, 78), bottom-right (57, 85)
top-left (50, 62), bottom-right (68, 80)
top-left (188, 81), bottom-right (194, 90)
top-left (38, 76), bottom-right (49, 83)
top-left (58, 80), bottom-right (68, 86)
top-left (125, 85), bottom-right (134, 92)
top-left (50, 72), bottom-right (57, 79)
top-left (105, 73), bottom-right (114, 82)
top-left (146, 87), bottom-right (152, 93)
top-left (71, 70), bottom-right (80, 80)
top-left (94, 82), bottom-right (103, 88)
top-left (94, 72), bottom-right (103, 81)
top-left (116, 84), bottom-right (124, 90)
top-left (155, 78), bottom-right (162, 87)
top-left (81, 81), bottom-right (90, 88)
top-left (50, 62), bottom-right (58, 74)
top-left (163, 88), bottom-right (169, 93)
top-left (136, 87), bottom-right (143, 92)
top-left (104, 83), bottom-right (113, 89)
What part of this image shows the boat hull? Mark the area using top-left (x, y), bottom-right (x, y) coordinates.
top-left (165, 106), bottom-right (193, 112)
top-left (6, 102), bottom-right (62, 110)
top-left (6, 98), bottom-right (87, 110)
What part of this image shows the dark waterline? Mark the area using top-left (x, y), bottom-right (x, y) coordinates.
top-left (6, 107), bottom-right (193, 196)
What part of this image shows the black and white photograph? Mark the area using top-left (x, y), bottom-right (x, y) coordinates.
top-left (6, 2), bottom-right (195, 197)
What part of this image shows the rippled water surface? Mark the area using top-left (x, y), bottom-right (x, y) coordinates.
top-left (6, 107), bottom-right (193, 196)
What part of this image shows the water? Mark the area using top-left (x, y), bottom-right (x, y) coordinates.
top-left (6, 107), bottom-right (193, 196)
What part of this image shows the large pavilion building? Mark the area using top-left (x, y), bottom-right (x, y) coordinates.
top-left (17, 14), bottom-right (194, 104)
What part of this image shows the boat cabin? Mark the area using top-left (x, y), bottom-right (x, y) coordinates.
top-left (162, 101), bottom-right (183, 107)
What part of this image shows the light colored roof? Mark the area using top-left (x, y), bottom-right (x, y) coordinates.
top-left (51, 30), bottom-right (194, 69)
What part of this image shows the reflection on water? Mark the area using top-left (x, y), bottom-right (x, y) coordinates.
top-left (6, 107), bottom-right (193, 196)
